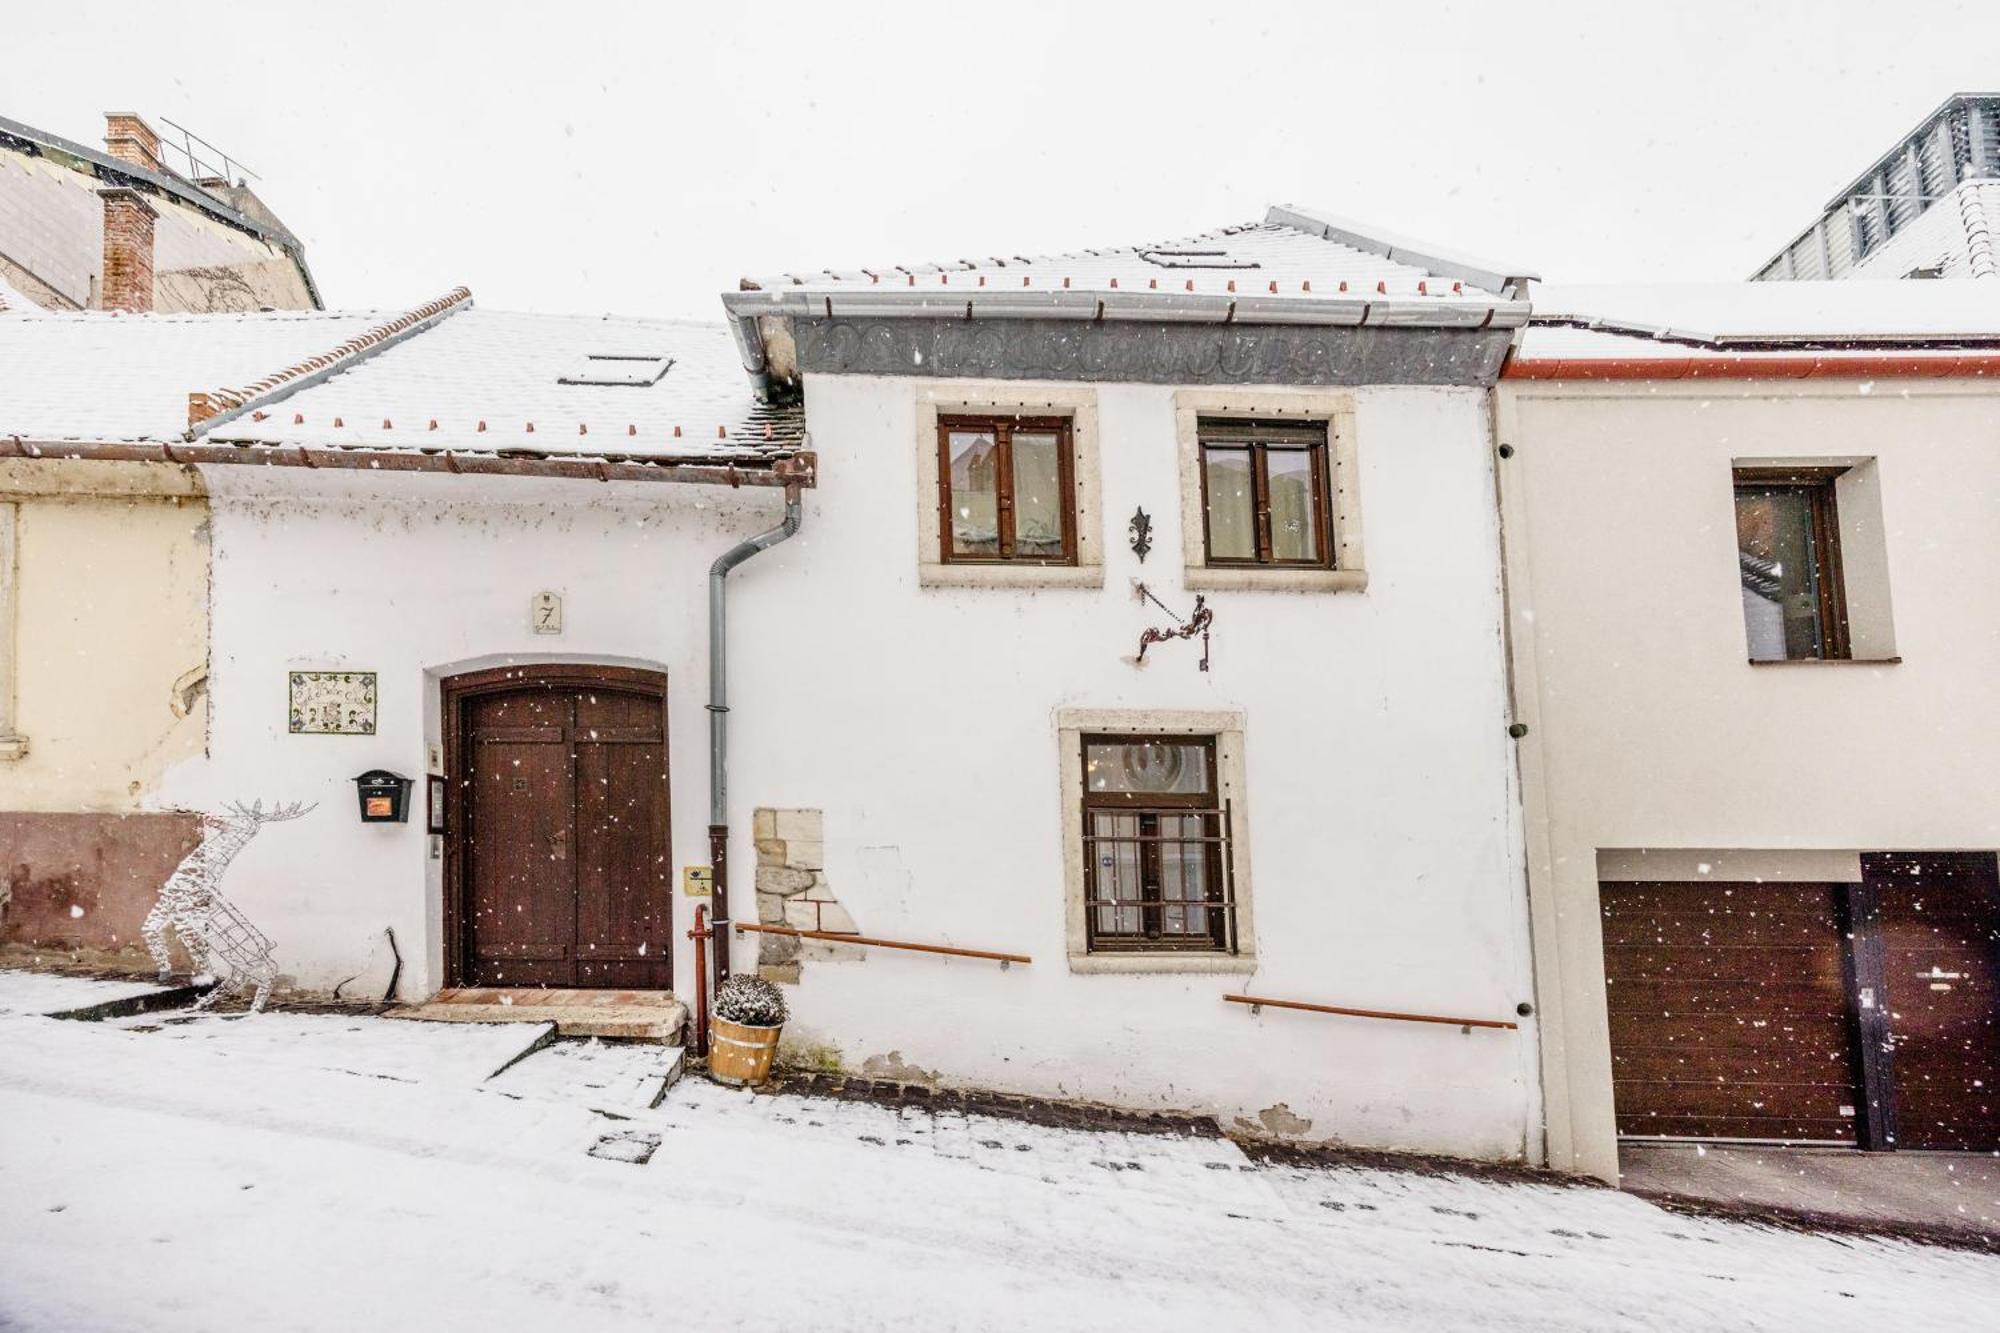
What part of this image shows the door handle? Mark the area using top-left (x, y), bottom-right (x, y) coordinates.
top-left (549, 828), bottom-right (569, 861)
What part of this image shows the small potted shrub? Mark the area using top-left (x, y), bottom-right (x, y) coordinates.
top-left (709, 974), bottom-right (789, 1086)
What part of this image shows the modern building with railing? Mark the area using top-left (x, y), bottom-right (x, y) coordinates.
top-left (1753, 92), bottom-right (1998, 281)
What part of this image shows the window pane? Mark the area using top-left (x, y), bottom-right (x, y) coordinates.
top-left (1202, 447), bottom-right (1255, 561)
top-left (1158, 812), bottom-right (1211, 938)
top-left (1089, 811), bottom-right (1143, 936)
top-left (1085, 741), bottom-right (1211, 796)
top-left (1736, 486), bottom-right (1824, 661)
top-left (1010, 430), bottom-right (1065, 559)
top-left (1266, 447), bottom-right (1320, 563)
top-left (946, 429), bottom-right (1000, 557)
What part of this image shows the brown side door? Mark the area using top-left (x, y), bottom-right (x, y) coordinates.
top-left (1866, 853), bottom-right (2000, 1151)
top-left (1601, 881), bottom-right (1862, 1143)
top-left (449, 666), bottom-right (670, 990)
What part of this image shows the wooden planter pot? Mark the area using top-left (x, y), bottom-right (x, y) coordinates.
top-left (709, 1016), bottom-right (782, 1086)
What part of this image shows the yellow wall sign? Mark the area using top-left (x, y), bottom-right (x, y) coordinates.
top-left (681, 865), bottom-right (713, 897)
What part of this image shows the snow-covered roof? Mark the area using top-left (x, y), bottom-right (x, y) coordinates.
top-left (210, 307), bottom-right (803, 458)
top-left (734, 204), bottom-right (1536, 317)
top-left (1516, 281), bottom-right (2000, 362)
top-left (0, 294), bottom-right (804, 468)
top-left (0, 307), bottom-right (390, 440)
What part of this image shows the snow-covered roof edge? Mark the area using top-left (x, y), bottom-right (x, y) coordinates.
top-left (186, 287), bottom-right (474, 438)
top-left (1263, 205), bottom-right (1539, 298)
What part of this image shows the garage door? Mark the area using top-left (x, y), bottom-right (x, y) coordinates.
top-left (1869, 854), bottom-right (2000, 1151)
top-left (1601, 881), bottom-right (1861, 1143)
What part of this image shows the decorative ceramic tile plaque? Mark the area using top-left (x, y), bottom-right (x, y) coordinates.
top-left (289, 671), bottom-right (378, 735)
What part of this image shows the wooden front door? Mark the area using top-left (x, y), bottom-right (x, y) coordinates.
top-left (446, 666), bottom-right (670, 989)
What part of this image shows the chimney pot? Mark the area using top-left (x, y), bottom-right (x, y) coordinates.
top-left (103, 113), bottom-right (164, 175)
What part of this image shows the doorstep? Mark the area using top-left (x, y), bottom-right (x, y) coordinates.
top-left (389, 988), bottom-right (688, 1043)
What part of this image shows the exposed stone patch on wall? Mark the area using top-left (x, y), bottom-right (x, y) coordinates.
top-left (753, 808), bottom-right (861, 982)
top-left (859, 1050), bottom-right (938, 1085)
top-left (1232, 1102), bottom-right (1315, 1140)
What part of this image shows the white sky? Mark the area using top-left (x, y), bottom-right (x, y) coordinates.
top-left (14, 1), bottom-right (2000, 319)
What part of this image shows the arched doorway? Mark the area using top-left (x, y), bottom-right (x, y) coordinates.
top-left (442, 664), bottom-right (671, 989)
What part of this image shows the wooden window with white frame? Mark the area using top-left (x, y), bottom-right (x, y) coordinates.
top-left (936, 414), bottom-right (1077, 565)
top-left (1197, 418), bottom-right (1334, 568)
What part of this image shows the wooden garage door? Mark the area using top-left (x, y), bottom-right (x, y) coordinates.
top-left (1601, 881), bottom-right (1861, 1143)
top-left (1867, 854), bottom-right (2000, 1151)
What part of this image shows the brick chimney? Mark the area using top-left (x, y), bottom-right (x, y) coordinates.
top-left (98, 187), bottom-right (157, 313)
top-left (103, 113), bottom-right (164, 174)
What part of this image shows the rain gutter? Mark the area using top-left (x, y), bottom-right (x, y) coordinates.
top-left (1, 436), bottom-right (816, 488)
top-left (705, 480), bottom-right (806, 992)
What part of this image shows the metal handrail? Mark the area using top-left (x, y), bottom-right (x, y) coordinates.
top-left (1225, 993), bottom-right (1518, 1031)
top-left (734, 922), bottom-right (1029, 967)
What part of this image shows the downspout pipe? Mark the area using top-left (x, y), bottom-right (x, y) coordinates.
top-left (706, 482), bottom-right (804, 994)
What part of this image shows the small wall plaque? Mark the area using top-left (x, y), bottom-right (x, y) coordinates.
top-left (289, 671), bottom-right (377, 735)
top-left (533, 591), bottom-right (564, 635)
top-left (682, 865), bottom-right (713, 897)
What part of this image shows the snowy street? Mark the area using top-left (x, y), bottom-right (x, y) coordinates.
top-left (0, 974), bottom-right (1994, 1332)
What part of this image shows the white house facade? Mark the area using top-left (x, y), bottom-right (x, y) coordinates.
top-left (2, 206), bottom-right (1551, 1161)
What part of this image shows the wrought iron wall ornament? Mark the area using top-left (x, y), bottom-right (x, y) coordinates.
top-left (1129, 507), bottom-right (1153, 562)
top-left (1132, 581), bottom-right (1214, 672)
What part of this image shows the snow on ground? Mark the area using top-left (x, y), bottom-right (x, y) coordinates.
top-left (105, 1009), bottom-right (558, 1087)
top-left (0, 970), bottom-right (173, 1017)
top-left (1, 993), bottom-right (1996, 1331)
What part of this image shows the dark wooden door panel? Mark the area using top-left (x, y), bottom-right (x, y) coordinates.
top-left (449, 667), bottom-right (671, 991)
top-left (1601, 881), bottom-right (1861, 1144)
top-left (464, 690), bottom-right (575, 987)
top-left (1865, 853), bottom-right (2000, 1151)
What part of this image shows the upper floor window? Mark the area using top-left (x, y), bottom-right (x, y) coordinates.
top-left (1197, 419), bottom-right (1333, 567)
top-left (936, 414), bottom-right (1076, 565)
top-left (1735, 468), bottom-right (1850, 661)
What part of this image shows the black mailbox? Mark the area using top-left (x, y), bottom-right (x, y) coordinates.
top-left (353, 770), bottom-right (413, 823)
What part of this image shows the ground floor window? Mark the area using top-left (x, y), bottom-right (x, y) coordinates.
top-left (1081, 734), bottom-right (1234, 952)
top-left (1058, 710), bottom-right (1255, 974)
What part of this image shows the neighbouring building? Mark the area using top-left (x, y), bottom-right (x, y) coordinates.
top-left (0, 205), bottom-right (1552, 1162)
top-left (1497, 280), bottom-right (2000, 1180)
top-left (1753, 92), bottom-right (1999, 281)
top-left (0, 112), bottom-right (318, 313)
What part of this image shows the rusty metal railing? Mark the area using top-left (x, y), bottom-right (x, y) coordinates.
top-left (734, 922), bottom-right (1029, 968)
top-left (1224, 993), bottom-right (1519, 1032)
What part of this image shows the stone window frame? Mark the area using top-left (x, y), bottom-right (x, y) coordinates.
top-left (0, 502), bottom-right (24, 760)
top-left (1175, 388), bottom-right (1366, 593)
top-left (916, 383), bottom-right (1104, 589)
top-left (1056, 707), bottom-right (1257, 974)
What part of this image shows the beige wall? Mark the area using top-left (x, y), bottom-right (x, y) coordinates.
top-left (1496, 377), bottom-right (2000, 1180)
top-left (0, 460), bottom-right (209, 811)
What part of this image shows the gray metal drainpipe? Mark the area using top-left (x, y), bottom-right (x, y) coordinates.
top-left (706, 481), bottom-right (804, 995)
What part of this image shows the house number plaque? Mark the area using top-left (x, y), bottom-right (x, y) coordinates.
top-left (532, 591), bottom-right (563, 635)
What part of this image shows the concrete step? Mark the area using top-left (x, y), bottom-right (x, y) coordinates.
top-left (389, 988), bottom-right (687, 1044)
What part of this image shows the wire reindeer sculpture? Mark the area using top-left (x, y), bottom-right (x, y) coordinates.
top-left (144, 799), bottom-right (314, 1013)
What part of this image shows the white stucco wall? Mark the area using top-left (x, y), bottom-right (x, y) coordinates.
top-left (1497, 377), bottom-right (2000, 1180)
top-left (169, 373), bottom-right (1537, 1161)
